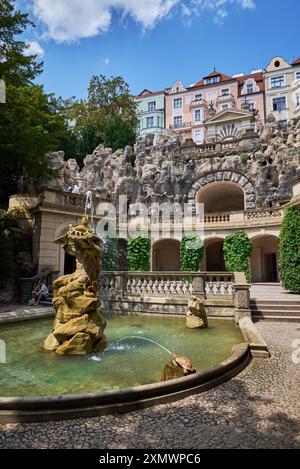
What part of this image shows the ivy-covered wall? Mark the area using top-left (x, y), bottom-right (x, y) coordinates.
top-left (127, 234), bottom-right (151, 272)
top-left (279, 206), bottom-right (300, 293)
top-left (180, 234), bottom-right (204, 272)
top-left (223, 230), bottom-right (253, 282)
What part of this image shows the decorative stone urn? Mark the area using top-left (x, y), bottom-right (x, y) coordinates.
top-left (43, 216), bottom-right (106, 355)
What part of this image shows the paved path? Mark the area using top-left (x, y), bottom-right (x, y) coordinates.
top-left (251, 283), bottom-right (300, 302)
top-left (0, 321), bottom-right (299, 449)
top-left (0, 305), bottom-right (53, 324)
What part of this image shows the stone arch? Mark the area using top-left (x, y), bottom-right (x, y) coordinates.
top-left (250, 234), bottom-right (280, 283)
top-left (152, 238), bottom-right (181, 271)
top-left (203, 237), bottom-right (226, 272)
top-left (187, 171), bottom-right (256, 212)
top-left (197, 181), bottom-right (245, 213)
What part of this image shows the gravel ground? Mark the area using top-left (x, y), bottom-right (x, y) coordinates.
top-left (0, 321), bottom-right (300, 449)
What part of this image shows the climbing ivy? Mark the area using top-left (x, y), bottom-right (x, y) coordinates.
top-left (127, 234), bottom-right (151, 271)
top-left (180, 234), bottom-right (204, 272)
top-left (102, 238), bottom-right (118, 271)
top-left (279, 206), bottom-right (300, 293)
top-left (223, 230), bottom-right (253, 282)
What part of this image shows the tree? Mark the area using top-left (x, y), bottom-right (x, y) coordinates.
top-left (223, 230), bottom-right (253, 282)
top-left (60, 75), bottom-right (138, 165)
top-left (0, 1), bottom-right (70, 204)
top-left (0, 0), bottom-right (42, 86)
top-left (279, 206), bottom-right (300, 293)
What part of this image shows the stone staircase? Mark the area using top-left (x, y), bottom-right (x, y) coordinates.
top-left (250, 283), bottom-right (300, 322)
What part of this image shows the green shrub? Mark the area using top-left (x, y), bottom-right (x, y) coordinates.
top-left (240, 153), bottom-right (249, 164)
top-left (180, 234), bottom-right (204, 272)
top-left (127, 234), bottom-right (151, 271)
top-left (102, 238), bottom-right (118, 271)
top-left (279, 206), bottom-right (300, 293)
top-left (223, 230), bottom-right (253, 282)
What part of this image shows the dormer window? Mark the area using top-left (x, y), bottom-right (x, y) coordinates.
top-left (176, 87), bottom-right (180, 93)
top-left (205, 76), bottom-right (220, 85)
top-left (247, 83), bottom-right (254, 94)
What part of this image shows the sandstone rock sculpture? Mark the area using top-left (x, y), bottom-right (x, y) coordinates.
top-left (186, 296), bottom-right (208, 329)
top-left (43, 216), bottom-right (106, 355)
top-left (161, 352), bottom-right (196, 381)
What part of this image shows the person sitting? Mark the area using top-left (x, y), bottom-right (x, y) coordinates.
top-left (31, 279), bottom-right (49, 305)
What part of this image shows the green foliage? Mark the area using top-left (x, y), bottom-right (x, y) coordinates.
top-left (223, 230), bottom-right (253, 282)
top-left (240, 153), bottom-right (249, 164)
top-left (279, 206), bottom-right (300, 293)
top-left (127, 235), bottom-right (151, 272)
top-left (102, 238), bottom-right (118, 272)
top-left (180, 234), bottom-right (204, 272)
top-left (59, 75), bottom-right (138, 165)
top-left (0, 0), bottom-right (42, 86)
top-left (0, 84), bottom-right (67, 200)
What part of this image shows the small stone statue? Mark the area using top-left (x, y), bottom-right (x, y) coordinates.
top-left (186, 296), bottom-right (208, 329)
top-left (161, 352), bottom-right (196, 381)
top-left (43, 216), bottom-right (107, 355)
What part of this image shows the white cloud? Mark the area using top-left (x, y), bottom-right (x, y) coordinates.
top-left (24, 40), bottom-right (45, 56)
top-left (30, 0), bottom-right (256, 43)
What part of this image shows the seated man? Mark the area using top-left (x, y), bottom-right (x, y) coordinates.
top-left (32, 279), bottom-right (49, 305)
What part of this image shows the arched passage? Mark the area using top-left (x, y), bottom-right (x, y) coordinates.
top-left (204, 238), bottom-right (226, 272)
top-left (250, 235), bottom-right (280, 283)
top-left (152, 239), bottom-right (181, 271)
top-left (197, 181), bottom-right (245, 213)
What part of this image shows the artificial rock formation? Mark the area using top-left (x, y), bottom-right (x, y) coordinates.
top-left (186, 297), bottom-right (208, 329)
top-left (47, 116), bottom-right (300, 212)
top-left (43, 216), bottom-right (106, 355)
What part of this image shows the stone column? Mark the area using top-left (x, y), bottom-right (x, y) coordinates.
top-left (192, 274), bottom-right (205, 299)
top-left (233, 272), bottom-right (251, 323)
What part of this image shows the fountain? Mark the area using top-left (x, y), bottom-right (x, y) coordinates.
top-left (43, 215), bottom-right (107, 355)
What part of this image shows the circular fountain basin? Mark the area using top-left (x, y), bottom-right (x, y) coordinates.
top-left (0, 315), bottom-right (250, 422)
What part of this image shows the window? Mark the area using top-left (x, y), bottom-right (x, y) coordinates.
top-left (148, 101), bottom-right (156, 111)
top-left (296, 71), bottom-right (300, 81)
top-left (205, 76), bottom-right (220, 85)
top-left (247, 83), bottom-right (254, 94)
top-left (173, 116), bottom-right (183, 128)
top-left (248, 102), bottom-right (255, 111)
top-left (195, 94), bottom-right (202, 102)
top-left (194, 109), bottom-right (201, 121)
top-left (157, 116), bottom-right (160, 127)
top-left (270, 75), bottom-right (284, 88)
top-left (173, 98), bottom-right (182, 109)
top-left (194, 130), bottom-right (202, 144)
top-left (250, 123), bottom-right (257, 133)
top-left (222, 104), bottom-right (229, 110)
top-left (221, 88), bottom-right (229, 95)
top-left (273, 96), bottom-right (286, 111)
top-left (146, 116), bottom-right (154, 128)
top-left (176, 87), bottom-right (180, 93)
top-left (296, 94), bottom-right (300, 107)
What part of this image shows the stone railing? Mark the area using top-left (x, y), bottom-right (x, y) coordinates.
top-left (204, 213), bottom-right (231, 223)
top-left (99, 271), bottom-right (235, 298)
top-left (245, 207), bottom-right (283, 219)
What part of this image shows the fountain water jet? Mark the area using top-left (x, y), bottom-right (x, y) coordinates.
top-left (116, 336), bottom-right (173, 355)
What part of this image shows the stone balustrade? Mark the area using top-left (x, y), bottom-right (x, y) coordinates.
top-left (99, 271), bottom-right (234, 299)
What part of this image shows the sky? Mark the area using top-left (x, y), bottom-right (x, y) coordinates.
top-left (18, 0), bottom-right (300, 99)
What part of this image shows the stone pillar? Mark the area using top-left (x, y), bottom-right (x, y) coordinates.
top-left (233, 272), bottom-right (251, 323)
top-left (192, 275), bottom-right (205, 299)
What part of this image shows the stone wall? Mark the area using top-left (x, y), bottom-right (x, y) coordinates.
top-left (46, 115), bottom-right (300, 211)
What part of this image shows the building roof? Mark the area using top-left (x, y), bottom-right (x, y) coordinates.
top-left (292, 57), bottom-right (300, 65)
top-left (237, 72), bottom-right (264, 95)
top-left (135, 89), bottom-right (165, 99)
top-left (192, 71), bottom-right (233, 88)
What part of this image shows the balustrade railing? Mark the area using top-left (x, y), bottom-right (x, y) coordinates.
top-left (204, 213), bottom-right (231, 223)
top-left (99, 271), bottom-right (234, 298)
top-left (246, 207), bottom-right (282, 219)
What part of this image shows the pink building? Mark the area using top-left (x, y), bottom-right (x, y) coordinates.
top-left (165, 70), bottom-right (265, 144)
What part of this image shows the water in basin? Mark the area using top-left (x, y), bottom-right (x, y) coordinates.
top-left (0, 315), bottom-right (242, 397)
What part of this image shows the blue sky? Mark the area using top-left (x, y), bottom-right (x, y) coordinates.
top-left (19, 0), bottom-right (300, 99)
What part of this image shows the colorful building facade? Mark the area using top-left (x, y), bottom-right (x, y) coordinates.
top-left (135, 89), bottom-right (165, 142)
top-left (264, 56), bottom-right (300, 125)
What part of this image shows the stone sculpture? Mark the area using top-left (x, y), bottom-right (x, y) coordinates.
top-left (161, 352), bottom-right (196, 381)
top-left (186, 296), bottom-right (208, 329)
top-left (43, 216), bottom-right (106, 355)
